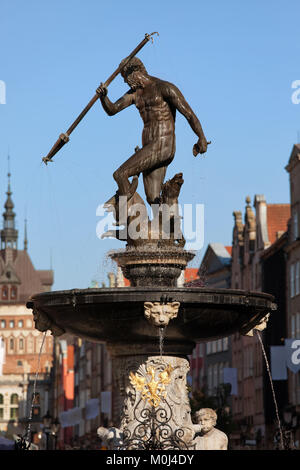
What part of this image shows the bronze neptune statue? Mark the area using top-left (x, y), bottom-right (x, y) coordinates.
top-left (96, 56), bottom-right (209, 205)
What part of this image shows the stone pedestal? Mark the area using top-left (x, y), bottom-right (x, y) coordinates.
top-left (108, 352), bottom-right (195, 449)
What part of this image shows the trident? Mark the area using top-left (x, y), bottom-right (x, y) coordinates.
top-left (42, 32), bottom-right (159, 165)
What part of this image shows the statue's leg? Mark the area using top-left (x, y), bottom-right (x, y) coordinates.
top-left (113, 139), bottom-right (173, 200)
top-left (143, 166), bottom-right (167, 205)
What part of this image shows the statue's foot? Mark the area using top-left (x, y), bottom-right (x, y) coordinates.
top-left (103, 176), bottom-right (138, 210)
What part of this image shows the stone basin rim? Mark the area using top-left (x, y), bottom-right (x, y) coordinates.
top-left (27, 287), bottom-right (276, 308)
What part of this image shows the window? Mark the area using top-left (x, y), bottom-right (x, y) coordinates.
top-left (293, 210), bottom-right (299, 240)
top-left (0, 320), bottom-right (5, 328)
top-left (9, 338), bottom-right (14, 351)
top-left (9, 320), bottom-right (14, 328)
top-left (217, 339), bottom-right (223, 352)
top-left (10, 286), bottom-right (17, 300)
top-left (291, 264), bottom-right (295, 298)
top-left (10, 408), bottom-right (18, 419)
top-left (18, 320), bottom-right (23, 328)
top-left (19, 338), bottom-right (24, 350)
top-left (206, 342), bottom-right (211, 355)
top-left (10, 394), bottom-right (18, 405)
top-left (10, 394), bottom-right (19, 418)
top-left (296, 262), bottom-right (300, 297)
top-left (207, 366), bottom-right (213, 394)
top-left (27, 335), bottom-right (34, 353)
top-left (223, 337), bottom-right (229, 351)
top-left (17, 360), bottom-right (23, 366)
top-left (1, 286), bottom-right (8, 300)
top-left (292, 315), bottom-right (296, 338)
top-left (0, 394), bottom-right (3, 404)
top-left (296, 313), bottom-right (300, 338)
top-left (213, 364), bottom-right (219, 389)
top-left (219, 362), bottom-right (224, 384)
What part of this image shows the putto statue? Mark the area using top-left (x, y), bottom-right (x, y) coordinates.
top-left (193, 408), bottom-right (228, 450)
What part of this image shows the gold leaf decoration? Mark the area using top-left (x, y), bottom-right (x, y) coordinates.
top-left (129, 364), bottom-right (173, 407)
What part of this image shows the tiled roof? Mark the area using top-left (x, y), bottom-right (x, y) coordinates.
top-left (184, 268), bottom-right (199, 283)
top-left (225, 246), bottom-right (232, 256)
top-left (267, 204), bottom-right (290, 245)
top-left (0, 249), bottom-right (53, 302)
top-left (209, 243), bottom-right (231, 266)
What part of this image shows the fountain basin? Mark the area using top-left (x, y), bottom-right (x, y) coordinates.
top-left (27, 287), bottom-right (276, 355)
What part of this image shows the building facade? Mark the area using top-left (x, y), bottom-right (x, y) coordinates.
top-left (186, 244), bottom-right (232, 396)
top-left (231, 194), bottom-right (290, 448)
top-left (285, 144), bottom-right (300, 442)
top-left (0, 172), bottom-right (54, 442)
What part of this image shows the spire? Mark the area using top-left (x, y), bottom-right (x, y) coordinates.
top-left (1, 157), bottom-right (18, 250)
top-left (24, 218), bottom-right (28, 251)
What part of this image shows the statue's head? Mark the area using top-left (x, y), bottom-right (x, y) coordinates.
top-left (194, 408), bottom-right (217, 434)
top-left (120, 57), bottom-right (148, 90)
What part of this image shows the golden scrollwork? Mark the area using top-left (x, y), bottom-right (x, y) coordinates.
top-left (129, 364), bottom-right (173, 407)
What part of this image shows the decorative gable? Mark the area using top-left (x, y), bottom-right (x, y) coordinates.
top-left (0, 262), bottom-right (21, 284)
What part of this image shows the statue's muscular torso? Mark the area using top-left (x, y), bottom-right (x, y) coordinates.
top-left (133, 78), bottom-right (176, 147)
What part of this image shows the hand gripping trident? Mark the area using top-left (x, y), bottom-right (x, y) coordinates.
top-left (42, 32), bottom-right (159, 165)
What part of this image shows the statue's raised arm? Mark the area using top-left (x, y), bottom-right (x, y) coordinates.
top-left (96, 85), bottom-right (135, 116)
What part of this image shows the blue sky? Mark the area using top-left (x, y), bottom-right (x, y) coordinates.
top-left (0, 0), bottom-right (299, 290)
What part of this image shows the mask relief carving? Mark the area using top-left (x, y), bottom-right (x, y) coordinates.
top-left (144, 301), bottom-right (180, 327)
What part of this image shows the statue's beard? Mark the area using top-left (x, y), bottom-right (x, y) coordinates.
top-left (126, 73), bottom-right (142, 90)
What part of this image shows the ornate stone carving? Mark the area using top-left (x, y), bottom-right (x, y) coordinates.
top-left (144, 301), bottom-right (180, 327)
top-left (112, 355), bottom-right (195, 449)
top-left (242, 313), bottom-right (270, 337)
top-left (32, 308), bottom-right (65, 337)
top-left (192, 408), bottom-right (228, 450)
top-left (102, 173), bottom-right (186, 249)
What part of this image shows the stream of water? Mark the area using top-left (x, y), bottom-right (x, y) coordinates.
top-left (159, 327), bottom-right (166, 358)
top-left (256, 330), bottom-right (284, 450)
top-left (23, 331), bottom-right (47, 446)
